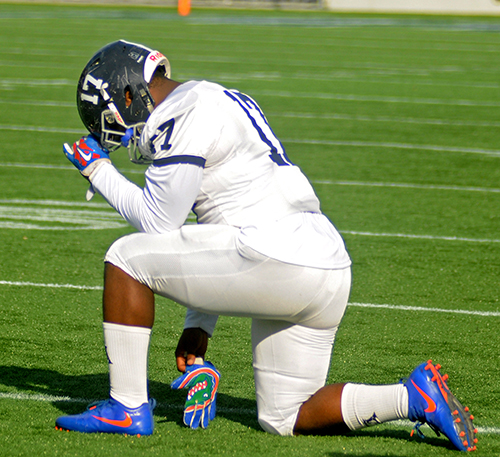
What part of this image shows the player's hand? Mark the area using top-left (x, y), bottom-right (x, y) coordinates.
top-left (63, 135), bottom-right (111, 178)
top-left (175, 328), bottom-right (209, 373)
top-left (171, 360), bottom-right (220, 429)
top-left (120, 128), bottom-right (134, 147)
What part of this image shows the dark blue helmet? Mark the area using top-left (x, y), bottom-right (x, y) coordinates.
top-left (76, 40), bottom-right (170, 160)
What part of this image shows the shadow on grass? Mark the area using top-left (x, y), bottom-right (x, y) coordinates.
top-left (347, 427), bottom-right (454, 452)
top-left (0, 365), bottom-right (260, 430)
top-left (0, 365), bottom-right (455, 452)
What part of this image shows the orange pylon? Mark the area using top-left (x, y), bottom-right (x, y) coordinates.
top-left (178, 0), bottom-right (191, 16)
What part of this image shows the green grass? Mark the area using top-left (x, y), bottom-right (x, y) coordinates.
top-left (0, 3), bottom-right (499, 456)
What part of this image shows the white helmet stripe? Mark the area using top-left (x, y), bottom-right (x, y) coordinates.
top-left (144, 51), bottom-right (171, 82)
top-left (117, 39), bottom-right (170, 83)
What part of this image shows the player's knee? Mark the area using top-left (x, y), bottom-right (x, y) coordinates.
top-left (104, 237), bottom-right (125, 265)
top-left (104, 234), bottom-right (139, 271)
top-left (257, 411), bottom-right (297, 436)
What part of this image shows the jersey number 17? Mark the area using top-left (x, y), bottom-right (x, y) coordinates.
top-left (225, 90), bottom-right (293, 167)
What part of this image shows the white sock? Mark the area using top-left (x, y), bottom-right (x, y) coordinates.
top-left (103, 322), bottom-right (152, 409)
top-left (341, 383), bottom-right (409, 430)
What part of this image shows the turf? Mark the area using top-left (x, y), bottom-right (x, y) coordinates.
top-left (0, 3), bottom-right (499, 456)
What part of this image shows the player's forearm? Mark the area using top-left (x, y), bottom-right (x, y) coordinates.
top-left (90, 162), bottom-right (150, 232)
top-left (90, 162), bottom-right (201, 233)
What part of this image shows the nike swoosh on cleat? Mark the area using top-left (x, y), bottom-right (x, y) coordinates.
top-left (92, 412), bottom-right (133, 428)
top-left (411, 379), bottom-right (437, 413)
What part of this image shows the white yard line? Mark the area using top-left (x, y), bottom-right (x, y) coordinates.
top-left (0, 279), bottom-right (498, 317)
top-left (2, 120), bottom-right (499, 155)
top-left (342, 231), bottom-right (500, 244)
top-left (0, 198), bottom-right (496, 240)
top-left (285, 138), bottom-right (500, 156)
top-left (0, 391), bottom-right (497, 434)
top-left (312, 180), bottom-right (500, 193)
top-left (1, 164), bottom-right (499, 193)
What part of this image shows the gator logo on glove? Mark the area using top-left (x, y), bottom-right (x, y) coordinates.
top-left (171, 361), bottom-right (221, 429)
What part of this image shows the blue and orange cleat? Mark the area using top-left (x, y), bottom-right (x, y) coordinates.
top-left (404, 360), bottom-right (478, 452)
top-left (55, 398), bottom-right (156, 436)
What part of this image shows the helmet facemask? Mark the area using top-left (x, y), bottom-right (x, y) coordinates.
top-left (101, 115), bottom-right (148, 165)
top-left (101, 115), bottom-right (148, 164)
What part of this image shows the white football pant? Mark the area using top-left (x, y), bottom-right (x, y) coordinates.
top-left (105, 224), bottom-right (351, 435)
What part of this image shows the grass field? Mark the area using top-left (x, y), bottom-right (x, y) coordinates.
top-left (0, 3), bottom-right (499, 456)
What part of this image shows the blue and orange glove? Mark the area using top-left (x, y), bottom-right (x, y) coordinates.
top-left (171, 360), bottom-right (220, 429)
top-left (63, 135), bottom-right (111, 179)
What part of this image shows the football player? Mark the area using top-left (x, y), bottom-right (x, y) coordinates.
top-left (56, 40), bottom-right (477, 451)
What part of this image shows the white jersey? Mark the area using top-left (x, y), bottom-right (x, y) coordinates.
top-left (92, 80), bottom-right (351, 269)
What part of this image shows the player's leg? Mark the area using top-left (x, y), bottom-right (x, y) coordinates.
top-left (56, 224), bottom-right (243, 434)
top-left (293, 383), bottom-right (348, 435)
top-left (295, 381), bottom-right (408, 435)
top-left (254, 319), bottom-right (477, 451)
top-left (248, 264), bottom-right (441, 444)
top-left (252, 319), bottom-right (342, 435)
top-left (102, 261), bottom-right (155, 327)
top-left (101, 263), bottom-right (154, 409)
top-left (104, 225), bottom-right (350, 324)
top-left (252, 318), bottom-right (408, 436)
top-left (55, 263), bottom-right (156, 434)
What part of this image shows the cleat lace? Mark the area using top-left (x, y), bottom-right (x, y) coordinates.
top-left (411, 422), bottom-right (426, 440)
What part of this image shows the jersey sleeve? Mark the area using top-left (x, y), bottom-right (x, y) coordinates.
top-left (89, 161), bottom-right (203, 233)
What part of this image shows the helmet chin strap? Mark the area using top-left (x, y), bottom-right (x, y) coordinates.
top-left (137, 83), bottom-right (155, 114)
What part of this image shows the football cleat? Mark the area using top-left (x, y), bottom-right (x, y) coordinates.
top-left (55, 398), bottom-right (156, 436)
top-left (404, 360), bottom-right (478, 452)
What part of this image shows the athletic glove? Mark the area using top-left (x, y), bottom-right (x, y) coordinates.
top-left (171, 361), bottom-right (221, 429)
top-left (63, 135), bottom-right (111, 179)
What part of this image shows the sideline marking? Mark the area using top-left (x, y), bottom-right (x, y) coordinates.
top-left (0, 280), bottom-right (497, 317)
top-left (2, 122), bottom-right (499, 155)
top-left (4, 87), bottom-right (500, 109)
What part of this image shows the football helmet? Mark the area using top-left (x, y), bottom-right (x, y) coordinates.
top-left (76, 39), bottom-right (171, 163)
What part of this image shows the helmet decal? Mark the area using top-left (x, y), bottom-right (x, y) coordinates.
top-left (80, 73), bottom-right (104, 105)
top-left (144, 50), bottom-right (170, 83)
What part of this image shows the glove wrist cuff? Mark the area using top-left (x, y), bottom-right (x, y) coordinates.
top-left (85, 159), bottom-right (112, 180)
